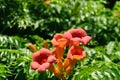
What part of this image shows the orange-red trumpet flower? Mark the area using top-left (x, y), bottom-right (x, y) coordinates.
top-left (30, 48), bottom-right (56, 72)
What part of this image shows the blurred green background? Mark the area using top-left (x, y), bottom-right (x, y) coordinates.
top-left (0, 0), bottom-right (120, 80)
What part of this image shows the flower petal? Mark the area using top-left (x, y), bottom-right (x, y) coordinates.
top-left (81, 36), bottom-right (92, 45)
top-left (69, 28), bottom-right (87, 38)
top-left (51, 38), bottom-right (59, 47)
top-left (38, 63), bottom-right (50, 72)
top-left (64, 31), bottom-right (72, 40)
top-left (71, 38), bottom-right (82, 46)
top-left (30, 62), bottom-right (40, 70)
top-left (73, 51), bottom-right (86, 60)
top-left (40, 48), bottom-right (52, 55)
top-left (47, 55), bottom-right (56, 63)
top-left (32, 51), bottom-right (41, 61)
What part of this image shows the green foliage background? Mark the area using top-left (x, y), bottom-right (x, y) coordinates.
top-left (0, 0), bottom-right (120, 80)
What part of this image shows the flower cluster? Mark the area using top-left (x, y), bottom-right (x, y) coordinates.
top-left (28, 28), bottom-right (92, 79)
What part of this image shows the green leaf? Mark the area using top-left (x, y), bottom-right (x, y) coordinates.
top-left (106, 41), bottom-right (115, 54)
top-left (72, 62), bottom-right (120, 80)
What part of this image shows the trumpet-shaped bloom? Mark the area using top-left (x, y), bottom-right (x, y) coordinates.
top-left (63, 46), bottom-right (86, 75)
top-left (64, 28), bottom-right (92, 45)
top-left (29, 28), bottom-right (92, 79)
top-left (67, 46), bottom-right (86, 60)
top-left (51, 33), bottom-right (68, 48)
top-left (30, 48), bottom-right (56, 72)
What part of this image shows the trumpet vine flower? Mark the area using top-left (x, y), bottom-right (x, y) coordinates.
top-left (51, 33), bottom-right (68, 73)
top-left (29, 28), bottom-right (92, 79)
top-left (64, 28), bottom-right (92, 46)
top-left (63, 46), bottom-right (86, 74)
top-left (51, 33), bottom-right (68, 48)
top-left (30, 48), bottom-right (56, 72)
top-left (67, 46), bottom-right (86, 60)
